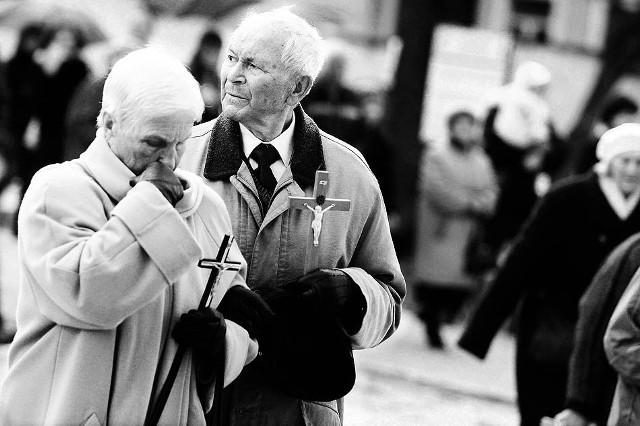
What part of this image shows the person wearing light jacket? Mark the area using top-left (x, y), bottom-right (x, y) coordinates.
top-left (180, 8), bottom-right (405, 425)
top-left (0, 47), bottom-right (271, 426)
top-left (604, 255), bottom-right (640, 426)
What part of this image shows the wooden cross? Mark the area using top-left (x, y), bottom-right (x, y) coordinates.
top-left (289, 170), bottom-right (351, 273)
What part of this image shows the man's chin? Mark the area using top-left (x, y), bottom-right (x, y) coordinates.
top-left (221, 104), bottom-right (241, 120)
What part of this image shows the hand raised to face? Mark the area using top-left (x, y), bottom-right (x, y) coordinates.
top-left (129, 161), bottom-right (185, 206)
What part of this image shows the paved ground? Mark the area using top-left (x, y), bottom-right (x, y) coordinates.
top-left (0, 182), bottom-right (520, 425)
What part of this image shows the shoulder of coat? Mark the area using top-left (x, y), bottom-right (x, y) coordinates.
top-left (319, 130), bottom-right (372, 172)
top-left (26, 161), bottom-right (101, 207)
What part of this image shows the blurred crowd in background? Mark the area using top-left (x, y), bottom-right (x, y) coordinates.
top-left (2, 0), bottom-right (640, 425)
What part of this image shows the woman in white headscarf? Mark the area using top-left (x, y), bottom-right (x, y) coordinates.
top-left (459, 123), bottom-right (640, 426)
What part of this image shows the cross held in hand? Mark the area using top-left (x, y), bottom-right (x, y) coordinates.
top-left (197, 234), bottom-right (242, 309)
top-left (289, 170), bottom-right (351, 273)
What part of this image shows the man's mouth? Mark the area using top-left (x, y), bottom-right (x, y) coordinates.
top-left (226, 92), bottom-right (246, 100)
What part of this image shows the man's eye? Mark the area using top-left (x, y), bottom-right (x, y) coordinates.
top-left (227, 55), bottom-right (237, 62)
top-left (144, 140), bottom-right (163, 149)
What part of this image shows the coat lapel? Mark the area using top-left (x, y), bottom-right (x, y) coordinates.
top-left (202, 106), bottom-right (325, 190)
top-left (202, 106), bottom-right (326, 227)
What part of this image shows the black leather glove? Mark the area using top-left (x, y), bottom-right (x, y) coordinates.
top-left (284, 269), bottom-right (366, 334)
top-left (172, 308), bottom-right (226, 358)
top-left (217, 286), bottom-right (275, 343)
top-left (172, 308), bottom-right (226, 386)
top-left (129, 161), bottom-right (184, 206)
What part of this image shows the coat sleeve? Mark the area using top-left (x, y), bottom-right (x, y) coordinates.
top-left (341, 188), bottom-right (406, 349)
top-left (604, 269), bottom-right (640, 388)
top-left (457, 189), bottom-right (560, 359)
top-left (564, 235), bottom-right (640, 420)
top-left (19, 167), bottom-right (202, 330)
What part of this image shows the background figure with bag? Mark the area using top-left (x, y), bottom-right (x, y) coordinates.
top-left (458, 123), bottom-right (640, 426)
top-left (413, 108), bottom-right (498, 349)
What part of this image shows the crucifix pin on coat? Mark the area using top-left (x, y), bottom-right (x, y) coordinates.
top-left (289, 170), bottom-right (351, 273)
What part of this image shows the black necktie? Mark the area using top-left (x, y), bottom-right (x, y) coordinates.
top-left (250, 143), bottom-right (280, 192)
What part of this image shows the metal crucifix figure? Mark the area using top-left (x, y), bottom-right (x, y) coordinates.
top-left (289, 170), bottom-right (351, 273)
top-left (145, 234), bottom-right (241, 426)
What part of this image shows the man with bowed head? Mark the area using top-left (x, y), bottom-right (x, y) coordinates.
top-left (0, 47), bottom-right (273, 425)
top-left (181, 7), bottom-right (406, 425)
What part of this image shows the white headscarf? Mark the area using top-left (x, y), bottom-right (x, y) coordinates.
top-left (595, 123), bottom-right (640, 219)
top-left (595, 123), bottom-right (640, 174)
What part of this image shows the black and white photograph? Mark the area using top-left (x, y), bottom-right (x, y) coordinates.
top-left (0, 1), bottom-right (639, 425)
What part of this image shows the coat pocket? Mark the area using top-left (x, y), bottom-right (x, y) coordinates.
top-left (300, 400), bottom-right (341, 426)
top-left (80, 413), bottom-right (101, 426)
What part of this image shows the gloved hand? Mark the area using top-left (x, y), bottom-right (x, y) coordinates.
top-left (284, 269), bottom-right (366, 334)
top-left (217, 285), bottom-right (276, 343)
top-left (172, 308), bottom-right (226, 358)
top-left (129, 161), bottom-right (184, 206)
top-left (172, 308), bottom-right (226, 386)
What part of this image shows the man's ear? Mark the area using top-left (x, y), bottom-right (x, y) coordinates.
top-left (286, 75), bottom-right (313, 106)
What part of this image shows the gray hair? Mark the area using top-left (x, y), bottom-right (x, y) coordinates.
top-left (98, 47), bottom-right (204, 135)
top-left (231, 7), bottom-right (326, 82)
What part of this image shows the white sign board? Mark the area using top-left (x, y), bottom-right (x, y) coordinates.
top-left (419, 24), bottom-right (514, 147)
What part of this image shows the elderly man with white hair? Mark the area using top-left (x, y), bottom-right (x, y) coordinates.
top-left (459, 123), bottom-right (640, 426)
top-left (180, 7), bottom-right (406, 425)
top-left (0, 47), bottom-right (271, 425)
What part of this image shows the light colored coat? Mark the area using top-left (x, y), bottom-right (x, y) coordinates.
top-left (604, 267), bottom-right (640, 426)
top-left (0, 136), bottom-right (258, 426)
top-left (414, 144), bottom-right (498, 287)
top-left (180, 107), bottom-right (406, 425)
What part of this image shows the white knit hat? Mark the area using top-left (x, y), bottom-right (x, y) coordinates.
top-left (595, 123), bottom-right (640, 173)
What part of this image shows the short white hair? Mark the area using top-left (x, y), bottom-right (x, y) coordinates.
top-left (231, 7), bottom-right (326, 82)
top-left (98, 47), bottom-right (204, 135)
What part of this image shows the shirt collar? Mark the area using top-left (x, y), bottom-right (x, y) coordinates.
top-left (240, 113), bottom-right (295, 166)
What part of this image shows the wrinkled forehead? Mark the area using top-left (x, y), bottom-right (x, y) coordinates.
top-left (127, 110), bottom-right (195, 140)
top-left (230, 25), bottom-right (288, 58)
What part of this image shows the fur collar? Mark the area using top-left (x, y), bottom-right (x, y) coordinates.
top-left (203, 106), bottom-right (325, 189)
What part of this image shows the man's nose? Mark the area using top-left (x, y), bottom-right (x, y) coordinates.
top-left (226, 62), bottom-right (246, 84)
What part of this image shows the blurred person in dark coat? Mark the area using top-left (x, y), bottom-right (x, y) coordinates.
top-left (6, 24), bottom-right (48, 191)
top-left (348, 91), bottom-right (398, 225)
top-left (189, 29), bottom-right (223, 122)
top-left (551, 233), bottom-right (640, 426)
top-left (481, 61), bottom-right (566, 258)
top-left (459, 123), bottom-right (640, 426)
top-left (34, 25), bottom-right (88, 169)
top-left (63, 42), bottom-right (135, 161)
top-left (414, 109), bottom-right (498, 348)
top-left (301, 51), bottom-right (360, 143)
